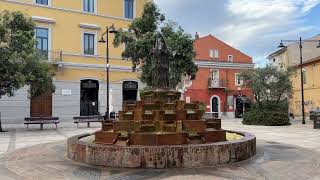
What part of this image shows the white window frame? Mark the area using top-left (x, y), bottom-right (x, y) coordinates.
top-left (228, 55), bottom-right (233, 62)
top-left (35, 25), bottom-right (52, 61)
top-left (33, 0), bottom-right (51, 6)
top-left (81, 31), bottom-right (98, 56)
top-left (82, 0), bottom-right (97, 14)
top-left (214, 49), bottom-right (219, 58)
top-left (212, 69), bottom-right (219, 80)
top-left (209, 49), bottom-right (214, 58)
top-left (210, 49), bottom-right (219, 58)
top-left (235, 73), bottom-right (243, 86)
top-left (123, 0), bottom-right (137, 19)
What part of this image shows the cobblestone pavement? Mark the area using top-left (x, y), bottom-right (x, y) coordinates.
top-left (0, 118), bottom-right (320, 179)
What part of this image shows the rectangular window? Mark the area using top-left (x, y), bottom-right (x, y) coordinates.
top-left (84, 33), bottom-right (95, 55)
top-left (228, 55), bottom-right (233, 62)
top-left (36, 27), bottom-right (49, 59)
top-left (210, 70), bottom-right (219, 87)
top-left (302, 70), bottom-right (307, 84)
top-left (83, 0), bottom-right (95, 13)
top-left (209, 49), bottom-right (214, 58)
top-left (125, 0), bottom-right (134, 19)
top-left (36, 0), bottom-right (48, 5)
top-left (235, 73), bottom-right (243, 86)
top-left (210, 49), bottom-right (219, 58)
top-left (212, 70), bottom-right (219, 80)
top-left (214, 49), bottom-right (219, 58)
top-left (227, 96), bottom-right (234, 106)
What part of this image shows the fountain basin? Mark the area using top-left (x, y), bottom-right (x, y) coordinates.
top-left (67, 130), bottom-right (256, 168)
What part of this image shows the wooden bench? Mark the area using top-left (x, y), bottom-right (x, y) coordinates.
top-left (24, 117), bottom-right (59, 130)
top-left (73, 115), bottom-right (104, 128)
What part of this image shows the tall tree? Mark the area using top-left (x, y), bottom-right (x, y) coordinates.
top-left (0, 11), bottom-right (55, 131)
top-left (241, 65), bottom-right (293, 108)
top-left (113, 2), bottom-right (198, 89)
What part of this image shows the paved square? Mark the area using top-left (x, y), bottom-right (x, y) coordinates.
top-left (0, 118), bottom-right (320, 179)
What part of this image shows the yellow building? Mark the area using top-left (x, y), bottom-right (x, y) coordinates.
top-left (0, 0), bottom-right (148, 123)
top-left (268, 34), bottom-right (320, 117)
top-left (290, 57), bottom-right (320, 116)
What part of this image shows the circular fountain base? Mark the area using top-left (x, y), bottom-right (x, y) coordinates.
top-left (67, 131), bottom-right (256, 168)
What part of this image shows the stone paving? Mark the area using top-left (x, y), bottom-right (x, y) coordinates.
top-left (0, 118), bottom-right (320, 179)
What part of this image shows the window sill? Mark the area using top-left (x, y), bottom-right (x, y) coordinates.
top-left (82, 54), bottom-right (99, 58)
top-left (34, 3), bottom-right (51, 7)
top-left (82, 11), bottom-right (98, 15)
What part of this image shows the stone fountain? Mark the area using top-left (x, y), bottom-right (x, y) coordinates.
top-left (67, 33), bottom-right (256, 168)
top-left (96, 90), bottom-right (226, 146)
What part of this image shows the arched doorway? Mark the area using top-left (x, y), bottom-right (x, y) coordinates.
top-left (123, 81), bottom-right (138, 102)
top-left (210, 95), bottom-right (220, 118)
top-left (80, 79), bottom-right (99, 116)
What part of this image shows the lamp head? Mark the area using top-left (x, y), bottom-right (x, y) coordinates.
top-left (278, 42), bottom-right (285, 48)
top-left (109, 25), bottom-right (118, 34)
top-left (98, 37), bottom-right (106, 43)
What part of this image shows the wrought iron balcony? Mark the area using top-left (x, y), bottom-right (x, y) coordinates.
top-left (208, 78), bottom-right (226, 89)
top-left (36, 50), bottom-right (62, 65)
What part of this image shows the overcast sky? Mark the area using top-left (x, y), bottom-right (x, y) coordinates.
top-left (154, 0), bottom-right (320, 66)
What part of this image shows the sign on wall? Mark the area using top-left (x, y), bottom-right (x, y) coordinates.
top-left (62, 89), bottom-right (72, 96)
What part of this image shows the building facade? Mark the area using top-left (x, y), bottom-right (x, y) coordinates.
top-left (267, 35), bottom-right (320, 116)
top-left (0, 0), bottom-right (147, 123)
top-left (184, 34), bottom-right (254, 118)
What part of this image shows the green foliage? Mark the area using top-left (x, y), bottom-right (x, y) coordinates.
top-left (243, 107), bottom-right (290, 126)
top-left (241, 65), bottom-right (293, 107)
top-left (0, 11), bottom-right (55, 98)
top-left (199, 102), bottom-right (206, 112)
top-left (113, 2), bottom-right (197, 89)
top-left (241, 65), bottom-right (293, 126)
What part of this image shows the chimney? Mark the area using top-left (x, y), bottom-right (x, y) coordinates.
top-left (195, 32), bottom-right (199, 40)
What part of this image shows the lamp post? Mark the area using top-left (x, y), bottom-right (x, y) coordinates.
top-left (98, 25), bottom-right (117, 120)
top-left (278, 37), bottom-right (320, 124)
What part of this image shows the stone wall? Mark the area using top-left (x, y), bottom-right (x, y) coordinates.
top-left (67, 131), bottom-right (256, 168)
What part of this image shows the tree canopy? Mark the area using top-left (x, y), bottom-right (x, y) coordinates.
top-left (0, 11), bottom-right (55, 98)
top-left (113, 2), bottom-right (198, 89)
top-left (241, 65), bottom-right (293, 107)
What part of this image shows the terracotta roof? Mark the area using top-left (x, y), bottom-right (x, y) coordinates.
top-left (194, 34), bottom-right (252, 61)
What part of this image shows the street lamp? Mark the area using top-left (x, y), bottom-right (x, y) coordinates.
top-left (278, 37), bottom-right (320, 124)
top-left (98, 24), bottom-right (118, 120)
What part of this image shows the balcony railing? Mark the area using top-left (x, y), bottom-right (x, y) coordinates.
top-left (208, 78), bottom-right (226, 89)
top-left (203, 112), bottom-right (220, 118)
top-left (36, 50), bottom-right (62, 64)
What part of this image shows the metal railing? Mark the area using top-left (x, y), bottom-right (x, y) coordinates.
top-left (208, 78), bottom-right (226, 88)
top-left (203, 112), bottom-right (220, 118)
top-left (36, 50), bottom-right (62, 64)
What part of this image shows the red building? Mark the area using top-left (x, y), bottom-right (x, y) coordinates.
top-left (184, 34), bottom-right (254, 118)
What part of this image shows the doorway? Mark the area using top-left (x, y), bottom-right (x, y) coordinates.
top-left (80, 79), bottom-right (99, 116)
top-left (30, 93), bottom-right (52, 117)
top-left (123, 81), bottom-right (138, 102)
top-left (235, 96), bottom-right (251, 118)
top-left (210, 96), bottom-right (220, 118)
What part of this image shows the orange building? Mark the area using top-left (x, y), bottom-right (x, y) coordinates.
top-left (184, 34), bottom-right (254, 118)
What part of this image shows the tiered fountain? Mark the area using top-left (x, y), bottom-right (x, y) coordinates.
top-left (67, 33), bottom-right (256, 168)
top-left (95, 90), bottom-right (226, 146)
